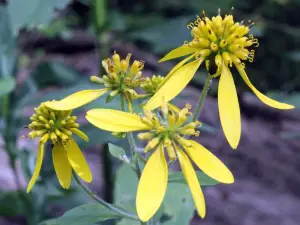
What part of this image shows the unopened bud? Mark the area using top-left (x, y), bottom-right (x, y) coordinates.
top-left (222, 52), bottom-right (232, 67)
top-left (90, 76), bottom-right (105, 84)
top-left (137, 132), bottom-right (155, 140)
top-left (145, 137), bottom-right (160, 152)
top-left (166, 145), bottom-right (176, 161)
top-left (112, 52), bottom-right (121, 68)
top-left (175, 135), bottom-right (192, 147)
top-left (110, 89), bottom-right (119, 97)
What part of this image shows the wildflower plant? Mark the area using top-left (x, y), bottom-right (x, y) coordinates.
top-left (144, 10), bottom-right (294, 148)
top-left (24, 8), bottom-right (295, 225)
top-left (86, 102), bottom-right (234, 221)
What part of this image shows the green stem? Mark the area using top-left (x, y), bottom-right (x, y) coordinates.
top-left (120, 99), bottom-right (145, 225)
top-left (120, 94), bottom-right (126, 111)
top-left (192, 74), bottom-right (212, 122)
top-left (120, 95), bottom-right (142, 178)
top-left (72, 172), bottom-right (139, 221)
top-left (127, 132), bottom-right (142, 178)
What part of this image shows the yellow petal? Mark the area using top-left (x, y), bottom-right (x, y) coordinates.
top-left (184, 140), bottom-right (234, 184)
top-left (52, 142), bottom-right (72, 189)
top-left (136, 145), bottom-right (168, 222)
top-left (157, 53), bottom-right (196, 90)
top-left (66, 138), bottom-right (92, 182)
top-left (86, 109), bottom-right (150, 132)
top-left (177, 148), bottom-right (206, 218)
top-left (158, 45), bottom-right (197, 62)
top-left (27, 142), bottom-right (45, 193)
top-left (71, 128), bottom-right (89, 142)
top-left (218, 64), bottom-right (241, 149)
top-left (145, 58), bottom-right (203, 110)
top-left (45, 88), bottom-right (108, 110)
top-left (235, 63), bottom-right (294, 109)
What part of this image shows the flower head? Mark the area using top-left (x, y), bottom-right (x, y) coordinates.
top-left (187, 12), bottom-right (258, 75)
top-left (26, 102), bottom-right (92, 193)
top-left (85, 102), bottom-right (234, 222)
top-left (140, 75), bottom-right (165, 95)
top-left (144, 10), bottom-right (294, 149)
top-left (45, 52), bottom-right (145, 111)
top-left (95, 52), bottom-right (145, 100)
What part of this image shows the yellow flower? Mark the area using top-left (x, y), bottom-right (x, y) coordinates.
top-left (45, 52), bottom-right (145, 111)
top-left (144, 11), bottom-right (294, 149)
top-left (85, 103), bottom-right (234, 222)
top-left (140, 75), bottom-right (165, 95)
top-left (26, 102), bottom-right (92, 193)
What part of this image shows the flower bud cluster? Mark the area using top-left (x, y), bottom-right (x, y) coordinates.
top-left (28, 103), bottom-right (86, 144)
top-left (187, 11), bottom-right (259, 76)
top-left (140, 75), bottom-right (165, 95)
top-left (137, 102), bottom-right (200, 161)
top-left (90, 52), bottom-right (145, 100)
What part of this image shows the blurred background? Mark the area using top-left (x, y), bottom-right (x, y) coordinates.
top-left (1, 0), bottom-right (300, 224)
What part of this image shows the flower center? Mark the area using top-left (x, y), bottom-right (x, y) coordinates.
top-left (28, 103), bottom-right (79, 143)
top-left (137, 103), bottom-right (200, 160)
top-left (90, 52), bottom-right (145, 98)
top-left (186, 12), bottom-right (259, 74)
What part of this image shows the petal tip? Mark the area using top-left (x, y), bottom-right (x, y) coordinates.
top-left (26, 187), bottom-right (31, 193)
top-left (228, 138), bottom-right (240, 150)
top-left (222, 173), bottom-right (235, 184)
top-left (137, 212), bottom-right (150, 222)
top-left (85, 176), bottom-right (93, 183)
top-left (200, 210), bottom-right (206, 219)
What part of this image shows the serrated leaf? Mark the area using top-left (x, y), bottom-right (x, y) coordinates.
top-left (41, 204), bottom-right (122, 225)
top-left (8, 0), bottom-right (72, 36)
top-left (108, 143), bottom-right (127, 161)
top-left (168, 171), bottom-right (219, 186)
top-left (0, 76), bottom-right (16, 96)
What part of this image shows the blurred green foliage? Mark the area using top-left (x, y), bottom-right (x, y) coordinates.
top-left (0, 0), bottom-right (299, 225)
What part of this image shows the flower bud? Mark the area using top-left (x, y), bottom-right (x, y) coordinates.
top-left (138, 132), bottom-right (155, 140)
top-left (145, 137), bottom-right (160, 152)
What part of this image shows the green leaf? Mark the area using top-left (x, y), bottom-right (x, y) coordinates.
top-left (0, 5), bottom-right (16, 78)
top-left (41, 204), bottom-right (122, 225)
top-left (114, 164), bottom-right (198, 225)
top-left (31, 61), bottom-right (81, 88)
top-left (8, 0), bottom-right (72, 36)
top-left (130, 153), bottom-right (139, 166)
top-left (114, 164), bottom-right (138, 212)
top-left (106, 94), bottom-right (116, 103)
top-left (162, 183), bottom-right (195, 225)
top-left (129, 17), bottom-right (191, 53)
top-left (0, 191), bottom-right (30, 217)
top-left (108, 143), bottom-right (128, 162)
top-left (92, 0), bottom-right (107, 31)
top-left (0, 76), bottom-right (16, 96)
top-left (168, 171), bottom-right (219, 186)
